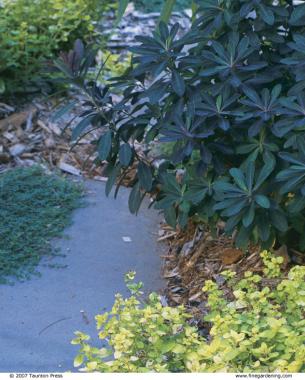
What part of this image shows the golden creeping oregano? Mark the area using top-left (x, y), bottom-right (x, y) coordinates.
top-left (73, 251), bottom-right (305, 373)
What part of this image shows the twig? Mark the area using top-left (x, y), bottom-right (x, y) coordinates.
top-left (157, 232), bottom-right (177, 241)
top-left (38, 317), bottom-right (72, 336)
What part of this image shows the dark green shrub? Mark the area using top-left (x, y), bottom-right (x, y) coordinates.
top-left (0, 0), bottom-right (113, 93)
top-left (57, 1), bottom-right (305, 251)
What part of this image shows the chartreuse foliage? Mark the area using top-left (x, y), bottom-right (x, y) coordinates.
top-left (0, 0), bottom-right (113, 93)
top-left (0, 166), bottom-right (83, 284)
top-left (72, 252), bottom-right (305, 373)
top-left (57, 1), bottom-right (305, 252)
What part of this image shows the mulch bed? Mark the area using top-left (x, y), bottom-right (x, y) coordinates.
top-left (160, 221), bottom-right (305, 324)
top-left (0, 98), bottom-right (107, 178)
top-left (0, 97), bottom-right (140, 188)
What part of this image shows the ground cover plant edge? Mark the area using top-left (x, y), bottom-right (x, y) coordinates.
top-left (0, 166), bottom-right (83, 284)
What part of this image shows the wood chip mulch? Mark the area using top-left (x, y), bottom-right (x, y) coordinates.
top-left (0, 99), bottom-right (106, 178)
top-left (160, 221), bottom-right (304, 325)
top-left (0, 98), bottom-right (140, 188)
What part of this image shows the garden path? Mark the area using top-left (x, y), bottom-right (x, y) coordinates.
top-left (0, 180), bottom-right (164, 372)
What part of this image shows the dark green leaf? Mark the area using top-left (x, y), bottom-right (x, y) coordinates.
top-left (155, 195), bottom-right (178, 209)
top-left (138, 162), bottom-right (153, 191)
top-left (164, 206), bottom-right (177, 228)
top-left (171, 70), bottom-right (185, 97)
top-left (158, 21), bottom-right (169, 41)
top-left (221, 199), bottom-right (248, 217)
top-left (98, 131), bottom-right (112, 161)
top-left (270, 210), bottom-right (288, 232)
top-left (259, 4), bottom-right (274, 25)
top-left (254, 161), bottom-right (274, 190)
top-left (117, 0), bottom-right (129, 23)
top-left (254, 195), bottom-right (270, 209)
top-left (246, 160), bottom-right (255, 190)
top-left (225, 214), bottom-right (242, 233)
top-left (71, 114), bottom-right (96, 141)
top-left (213, 181), bottom-right (244, 193)
top-left (119, 143), bottom-right (133, 166)
top-left (287, 196), bottom-right (305, 213)
top-left (257, 215), bottom-right (270, 242)
top-left (159, 0), bottom-right (176, 24)
top-left (52, 101), bottom-right (77, 122)
top-left (229, 168), bottom-right (247, 191)
top-left (242, 203), bottom-right (255, 227)
top-left (290, 4), bottom-right (305, 25)
top-left (105, 165), bottom-right (121, 197)
top-left (235, 226), bottom-right (250, 250)
top-left (236, 144), bottom-right (257, 154)
top-left (128, 182), bottom-right (144, 214)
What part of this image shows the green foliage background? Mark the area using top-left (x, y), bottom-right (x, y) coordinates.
top-left (0, 0), bottom-right (114, 94)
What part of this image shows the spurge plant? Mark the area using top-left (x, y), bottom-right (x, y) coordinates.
top-left (56, 0), bottom-right (305, 252)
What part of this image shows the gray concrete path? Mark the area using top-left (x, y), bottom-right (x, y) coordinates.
top-left (0, 180), bottom-right (164, 372)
